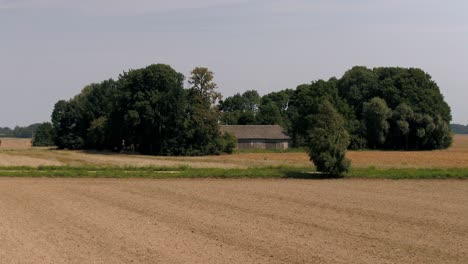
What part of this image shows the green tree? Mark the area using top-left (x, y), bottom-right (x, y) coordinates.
top-left (51, 100), bottom-right (85, 149)
top-left (363, 97), bottom-right (392, 148)
top-left (86, 116), bottom-right (108, 149)
top-left (109, 64), bottom-right (187, 155)
top-left (306, 101), bottom-right (351, 176)
top-left (337, 66), bottom-right (452, 150)
top-left (287, 79), bottom-right (353, 147)
top-left (219, 90), bottom-right (261, 125)
top-left (217, 132), bottom-right (237, 154)
top-left (188, 67), bottom-right (222, 105)
top-left (256, 102), bottom-right (283, 126)
top-left (185, 67), bottom-right (224, 155)
top-left (32, 123), bottom-right (55, 147)
top-left (258, 89), bottom-right (293, 128)
top-left (391, 103), bottom-right (414, 149)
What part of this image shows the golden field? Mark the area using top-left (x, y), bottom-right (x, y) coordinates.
top-left (1, 135), bottom-right (467, 169)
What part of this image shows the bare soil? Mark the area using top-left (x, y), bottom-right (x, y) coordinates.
top-left (0, 178), bottom-right (466, 263)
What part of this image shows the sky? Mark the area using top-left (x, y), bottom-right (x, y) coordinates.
top-left (1, 0), bottom-right (467, 127)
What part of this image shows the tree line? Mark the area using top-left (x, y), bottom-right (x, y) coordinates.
top-left (0, 124), bottom-right (41, 138)
top-left (451, 124), bottom-right (468, 134)
top-left (219, 66), bottom-right (453, 150)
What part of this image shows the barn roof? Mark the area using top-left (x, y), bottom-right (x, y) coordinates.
top-left (220, 125), bottom-right (290, 140)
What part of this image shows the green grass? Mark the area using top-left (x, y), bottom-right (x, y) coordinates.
top-left (0, 165), bottom-right (311, 179)
top-left (348, 167), bottom-right (468, 179)
top-left (0, 165), bottom-right (467, 179)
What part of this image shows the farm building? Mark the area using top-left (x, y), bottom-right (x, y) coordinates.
top-left (220, 125), bottom-right (291, 150)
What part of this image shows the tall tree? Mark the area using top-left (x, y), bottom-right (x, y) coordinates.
top-left (306, 101), bottom-right (351, 176)
top-left (185, 67), bottom-right (225, 155)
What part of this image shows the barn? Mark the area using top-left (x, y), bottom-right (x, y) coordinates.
top-left (220, 125), bottom-right (291, 150)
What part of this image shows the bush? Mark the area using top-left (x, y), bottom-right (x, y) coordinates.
top-left (218, 132), bottom-right (237, 154)
top-left (32, 123), bottom-right (55, 147)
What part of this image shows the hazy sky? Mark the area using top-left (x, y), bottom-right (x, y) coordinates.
top-left (1, 0), bottom-right (467, 127)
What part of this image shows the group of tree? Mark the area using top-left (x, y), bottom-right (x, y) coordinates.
top-left (51, 64), bottom-right (236, 155)
top-left (48, 64), bottom-right (453, 176)
top-left (451, 124), bottom-right (468, 134)
top-left (220, 66), bottom-right (453, 151)
top-left (0, 123), bottom-right (42, 138)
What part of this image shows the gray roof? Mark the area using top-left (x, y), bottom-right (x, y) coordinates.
top-left (220, 125), bottom-right (290, 140)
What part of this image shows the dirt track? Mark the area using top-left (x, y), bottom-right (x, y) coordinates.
top-left (0, 178), bottom-right (467, 264)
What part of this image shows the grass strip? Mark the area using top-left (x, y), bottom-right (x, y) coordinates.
top-left (348, 167), bottom-right (468, 179)
top-left (0, 166), bottom-right (467, 179)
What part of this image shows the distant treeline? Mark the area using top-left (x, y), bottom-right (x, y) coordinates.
top-left (451, 124), bottom-right (468, 134)
top-left (0, 123), bottom-right (55, 147)
top-left (0, 124), bottom-right (41, 138)
top-left (219, 66), bottom-right (452, 150)
top-left (51, 64), bottom-right (453, 155)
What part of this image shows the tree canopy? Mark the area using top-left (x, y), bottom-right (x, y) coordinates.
top-left (220, 66), bottom-right (452, 150)
top-left (51, 64), bottom-right (235, 155)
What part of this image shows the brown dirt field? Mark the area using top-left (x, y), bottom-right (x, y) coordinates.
top-left (1, 135), bottom-right (467, 168)
top-left (0, 178), bottom-right (466, 264)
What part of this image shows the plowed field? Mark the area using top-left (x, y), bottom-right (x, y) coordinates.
top-left (0, 178), bottom-right (467, 263)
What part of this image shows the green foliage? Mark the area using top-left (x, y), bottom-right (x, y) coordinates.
top-left (52, 100), bottom-right (84, 149)
top-left (184, 67), bottom-right (224, 155)
top-left (86, 116), bottom-right (108, 149)
top-left (256, 102), bottom-right (283, 126)
top-left (50, 64), bottom-right (452, 154)
top-left (362, 97), bottom-right (392, 148)
top-left (219, 90), bottom-right (261, 125)
top-left (109, 64), bottom-right (188, 155)
top-left (217, 132), bottom-right (237, 154)
top-left (306, 101), bottom-right (351, 176)
top-left (32, 123), bottom-right (55, 147)
top-left (51, 64), bottom-right (232, 156)
top-left (338, 66), bottom-right (452, 150)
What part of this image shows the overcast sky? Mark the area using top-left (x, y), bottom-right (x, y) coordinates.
top-left (1, 0), bottom-right (467, 127)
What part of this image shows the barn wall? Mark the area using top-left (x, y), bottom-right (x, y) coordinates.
top-left (237, 139), bottom-right (289, 150)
